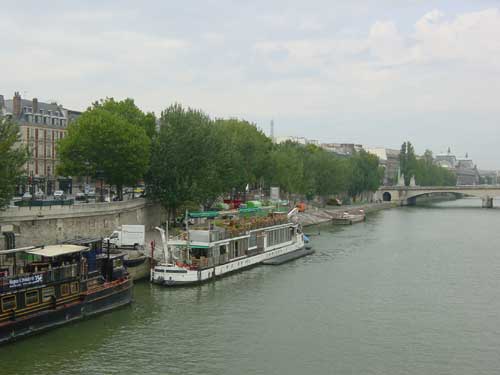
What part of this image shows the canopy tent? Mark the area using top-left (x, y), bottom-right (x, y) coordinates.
top-left (27, 244), bottom-right (89, 258)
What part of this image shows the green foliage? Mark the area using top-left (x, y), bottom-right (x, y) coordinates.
top-left (414, 149), bottom-right (457, 186)
top-left (91, 98), bottom-right (157, 139)
top-left (146, 104), bottom-right (222, 215)
top-left (399, 141), bottom-right (417, 186)
top-left (57, 107), bottom-right (151, 195)
top-left (213, 118), bottom-right (272, 192)
top-left (0, 117), bottom-right (28, 208)
top-left (268, 142), bottom-right (306, 195)
top-left (347, 150), bottom-right (382, 198)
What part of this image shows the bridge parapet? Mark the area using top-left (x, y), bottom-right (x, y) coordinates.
top-left (375, 185), bottom-right (500, 207)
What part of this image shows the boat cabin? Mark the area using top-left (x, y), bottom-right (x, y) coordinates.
top-left (0, 240), bottom-right (127, 323)
top-left (163, 210), bottom-right (300, 270)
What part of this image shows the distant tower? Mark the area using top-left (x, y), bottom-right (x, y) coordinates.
top-left (270, 120), bottom-right (275, 142)
top-left (447, 147), bottom-right (451, 155)
top-left (465, 152), bottom-right (469, 159)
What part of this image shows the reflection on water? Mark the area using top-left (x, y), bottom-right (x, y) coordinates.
top-left (2, 198), bottom-right (500, 375)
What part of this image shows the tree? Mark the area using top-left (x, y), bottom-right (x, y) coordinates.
top-left (303, 146), bottom-right (348, 204)
top-left (57, 107), bottom-right (151, 199)
top-left (0, 117), bottom-right (28, 209)
top-left (213, 118), bottom-right (272, 193)
top-left (399, 141), bottom-right (417, 185)
top-left (91, 98), bottom-right (157, 139)
top-left (414, 149), bottom-right (457, 186)
top-left (146, 104), bottom-right (223, 218)
top-left (268, 142), bottom-right (306, 196)
top-left (347, 150), bottom-right (382, 200)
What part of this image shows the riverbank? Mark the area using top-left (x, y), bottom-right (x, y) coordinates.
top-left (298, 201), bottom-right (397, 227)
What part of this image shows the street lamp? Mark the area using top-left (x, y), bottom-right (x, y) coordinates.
top-left (96, 169), bottom-right (104, 203)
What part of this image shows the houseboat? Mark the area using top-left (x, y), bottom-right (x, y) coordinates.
top-left (0, 239), bottom-right (132, 345)
top-left (151, 207), bottom-right (307, 286)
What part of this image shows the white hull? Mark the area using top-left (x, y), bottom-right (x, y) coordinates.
top-left (151, 235), bottom-right (304, 286)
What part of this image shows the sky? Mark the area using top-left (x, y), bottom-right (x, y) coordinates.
top-left (1, 0), bottom-right (499, 168)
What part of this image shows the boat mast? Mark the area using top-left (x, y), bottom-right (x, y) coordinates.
top-left (185, 209), bottom-right (191, 264)
top-left (155, 227), bottom-right (169, 264)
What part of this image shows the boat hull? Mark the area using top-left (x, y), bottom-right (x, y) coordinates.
top-left (125, 257), bottom-right (150, 281)
top-left (262, 247), bottom-right (314, 265)
top-left (0, 278), bottom-right (133, 345)
top-left (332, 215), bottom-right (366, 225)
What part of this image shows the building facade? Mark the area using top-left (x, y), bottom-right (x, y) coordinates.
top-left (435, 148), bottom-right (480, 186)
top-left (366, 148), bottom-right (400, 186)
top-left (0, 92), bottom-right (81, 195)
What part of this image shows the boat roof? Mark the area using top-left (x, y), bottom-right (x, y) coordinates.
top-left (27, 244), bottom-right (89, 257)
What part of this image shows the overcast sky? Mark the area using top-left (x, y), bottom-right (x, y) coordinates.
top-left (2, 1), bottom-right (499, 168)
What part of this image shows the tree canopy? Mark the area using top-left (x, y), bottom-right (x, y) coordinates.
top-left (57, 106), bottom-right (151, 197)
top-left (414, 149), bottom-right (457, 186)
top-left (399, 141), bottom-right (417, 186)
top-left (0, 117), bottom-right (27, 209)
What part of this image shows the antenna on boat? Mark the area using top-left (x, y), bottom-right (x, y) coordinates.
top-left (185, 209), bottom-right (191, 265)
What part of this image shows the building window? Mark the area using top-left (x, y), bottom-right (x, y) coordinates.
top-left (25, 290), bottom-right (39, 306)
top-left (42, 287), bottom-right (55, 303)
top-left (71, 282), bottom-right (79, 294)
top-left (60, 283), bottom-right (70, 297)
top-left (1, 295), bottom-right (17, 312)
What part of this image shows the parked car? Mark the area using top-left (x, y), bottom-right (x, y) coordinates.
top-left (53, 190), bottom-right (66, 200)
top-left (34, 190), bottom-right (45, 200)
top-left (21, 192), bottom-right (32, 201)
top-left (75, 192), bottom-right (87, 201)
top-left (87, 190), bottom-right (96, 198)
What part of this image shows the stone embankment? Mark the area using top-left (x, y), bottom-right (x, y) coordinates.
top-left (0, 199), bottom-right (164, 250)
top-left (298, 202), bottom-right (396, 227)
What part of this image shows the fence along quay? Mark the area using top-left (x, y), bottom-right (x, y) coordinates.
top-left (0, 239), bottom-right (132, 345)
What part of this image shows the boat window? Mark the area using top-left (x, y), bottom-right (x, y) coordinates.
top-left (25, 290), bottom-right (39, 306)
top-left (220, 245), bottom-right (227, 255)
top-left (249, 233), bottom-right (257, 248)
top-left (71, 282), bottom-right (79, 294)
top-left (61, 283), bottom-right (70, 297)
top-left (154, 268), bottom-right (165, 273)
top-left (42, 287), bottom-right (55, 302)
top-left (1, 295), bottom-right (17, 312)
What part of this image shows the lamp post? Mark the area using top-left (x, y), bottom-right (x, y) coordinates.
top-left (96, 169), bottom-right (104, 203)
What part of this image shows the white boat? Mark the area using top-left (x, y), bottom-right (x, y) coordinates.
top-left (332, 209), bottom-right (366, 225)
top-left (151, 208), bottom-right (306, 286)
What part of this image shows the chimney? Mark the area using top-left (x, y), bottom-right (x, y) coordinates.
top-left (32, 98), bottom-right (38, 114)
top-left (0, 95), bottom-right (4, 109)
top-left (13, 92), bottom-right (21, 116)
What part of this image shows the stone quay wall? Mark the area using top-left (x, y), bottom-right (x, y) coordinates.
top-left (0, 199), bottom-right (165, 250)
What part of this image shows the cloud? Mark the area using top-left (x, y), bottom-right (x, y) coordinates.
top-left (1, 2), bottom-right (500, 167)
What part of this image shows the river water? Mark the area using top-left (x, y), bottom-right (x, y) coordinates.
top-left (2, 198), bottom-right (500, 375)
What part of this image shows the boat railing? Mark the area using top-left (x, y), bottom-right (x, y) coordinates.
top-left (198, 217), bottom-right (291, 242)
top-left (0, 263), bottom-right (79, 293)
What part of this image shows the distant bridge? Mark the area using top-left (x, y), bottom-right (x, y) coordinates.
top-left (375, 185), bottom-right (500, 208)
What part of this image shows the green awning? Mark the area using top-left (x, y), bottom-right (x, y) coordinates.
top-left (188, 211), bottom-right (219, 219)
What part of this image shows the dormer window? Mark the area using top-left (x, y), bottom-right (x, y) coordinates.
top-left (40, 109), bottom-right (44, 115)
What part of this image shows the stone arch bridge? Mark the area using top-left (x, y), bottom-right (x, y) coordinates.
top-left (375, 186), bottom-right (500, 208)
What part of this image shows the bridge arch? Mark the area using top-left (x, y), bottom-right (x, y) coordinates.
top-left (382, 192), bottom-right (392, 202)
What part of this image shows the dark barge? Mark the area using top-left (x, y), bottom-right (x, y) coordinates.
top-left (0, 239), bottom-right (132, 345)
